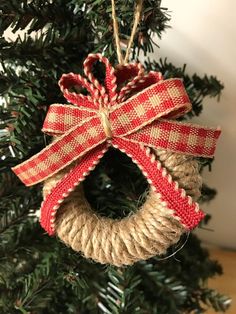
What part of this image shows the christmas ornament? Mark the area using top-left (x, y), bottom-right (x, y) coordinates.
top-left (12, 53), bottom-right (220, 266)
top-left (12, 0), bottom-right (221, 266)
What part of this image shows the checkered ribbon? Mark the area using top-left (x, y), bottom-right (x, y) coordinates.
top-left (12, 53), bottom-right (221, 235)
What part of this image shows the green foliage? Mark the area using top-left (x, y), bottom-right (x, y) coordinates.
top-left (0, 0), bottom-right (230, 313)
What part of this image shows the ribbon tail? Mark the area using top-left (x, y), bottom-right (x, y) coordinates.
top-left (12, 116), bottom-right (105, 186)
top-left (112, 137), bottom-right (205, 230)
top-left (40, 143), bottom-right (109, 235)
top-left (125, 119), bottom-right (221, 158)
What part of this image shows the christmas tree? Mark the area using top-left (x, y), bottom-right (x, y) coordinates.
top-left (0, 1), bottom-right (231, 313)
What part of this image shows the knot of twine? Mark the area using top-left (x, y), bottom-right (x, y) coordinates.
top-left (99, 107), bottom-right (112, 138)
top-left (43, 148), bottom-right (202, 267)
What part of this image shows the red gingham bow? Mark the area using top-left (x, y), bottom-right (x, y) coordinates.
top-left (12, 53), bottom-right (221, 235)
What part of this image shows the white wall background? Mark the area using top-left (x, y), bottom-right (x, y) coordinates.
top-left (156, 0), bottom-right (236, 249)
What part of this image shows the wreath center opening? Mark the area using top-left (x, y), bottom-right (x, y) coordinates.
top-left (83, 147), bottom-right (149, 219)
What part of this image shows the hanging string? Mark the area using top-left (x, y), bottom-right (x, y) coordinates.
top-left (124, 0), bottom-right (143, 64)
top-left (111, 0), bottom-right (124, 64)
top-left (111, 0), bottom-right (144, 65)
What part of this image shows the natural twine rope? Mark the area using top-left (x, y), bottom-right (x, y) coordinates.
top-left (111, 0), bottom-right (143, 64)
top-left (43, 149), bottom-right (202, 266)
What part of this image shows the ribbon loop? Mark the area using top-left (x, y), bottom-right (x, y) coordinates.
top-left (59, 53), bottom-right (119, 109)
top-left (42, 104), bottom-right (96, 135)
top-left (83, 53), bottom-right (118, 106)
top-left (115, 63), bottom-right (144, 101)
top-left (116, 65), bottom-right (163, 103)
top-left (110, 78), bottom-right (192, 137)
top-left (59, 73), bottom-right (96, 109)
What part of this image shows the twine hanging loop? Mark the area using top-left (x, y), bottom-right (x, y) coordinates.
top-left (111, 0), bottom-right (144, 64)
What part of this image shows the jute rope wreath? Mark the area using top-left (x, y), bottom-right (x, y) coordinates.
top-left (12, 0), bottom-right (221, 267)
